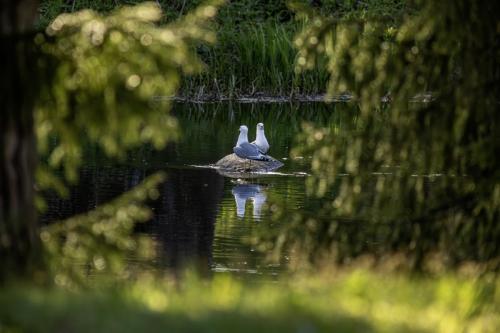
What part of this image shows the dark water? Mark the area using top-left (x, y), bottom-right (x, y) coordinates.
top-left (42, 102), bottom-right (354, 276)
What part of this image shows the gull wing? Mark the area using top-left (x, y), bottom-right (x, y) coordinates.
top-left (233, 142), bottom-right (267, 160)
top-left (251, 140), bottom-right (269, 154)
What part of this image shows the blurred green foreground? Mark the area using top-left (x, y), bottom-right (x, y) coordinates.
top-left (1, 270), bottom-right (498, 333)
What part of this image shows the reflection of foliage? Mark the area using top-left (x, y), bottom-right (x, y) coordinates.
top-left (261, 0), bottom-right (500, 271)
top-left (35, 1), bottom-right (222, 185)
top-left (41, 173), bottom-right (164, 288)
top-left (166, 101), bottom-right (356, 165)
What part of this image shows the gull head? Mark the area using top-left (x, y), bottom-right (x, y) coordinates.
top-left (257, 123), bottom-right (264, 130)
top-left (239, 125), bottom-right (248, 132)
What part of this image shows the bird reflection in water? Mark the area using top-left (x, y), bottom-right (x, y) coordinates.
top-left (231, 183), bottom-right (267, 219)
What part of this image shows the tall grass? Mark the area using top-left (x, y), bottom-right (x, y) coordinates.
top-left (181, 21), bottom-right (329, 98)
top-left (38, 0), bottom-right (409, 99)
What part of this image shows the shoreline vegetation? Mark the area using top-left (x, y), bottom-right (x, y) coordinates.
top-left (38, 0), bottom-right (412, 98)
top-left (155, 92), bottom-right (431, 103)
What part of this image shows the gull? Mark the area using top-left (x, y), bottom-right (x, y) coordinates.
top-left (251, 122), bottom-right (269, 154)
top-left (233, 125), bottom-right (268, 161)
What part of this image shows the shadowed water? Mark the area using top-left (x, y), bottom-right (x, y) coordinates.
top-left (42, 102), bottom-right (351, 276)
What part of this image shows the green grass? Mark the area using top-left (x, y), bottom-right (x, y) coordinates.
top-left (37, 0), bottom-right (410, 98)
top-left (1, 270), bottom-right (498, 333)
top-left (182, 20), bottom-right (329, 98)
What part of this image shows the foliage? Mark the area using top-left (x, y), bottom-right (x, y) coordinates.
top-left (259, 0), bottom-right (500, 270)
top-left (41, 173), bottom-right (165, 289)
top-left (35, 1), bottom-right (222, 189)
top-left (1, 270), bottom-right (498, 332)
top-left (8, 1), bottom-right (222, 285)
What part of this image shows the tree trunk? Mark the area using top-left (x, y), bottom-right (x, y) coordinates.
top-left (0, 0), bottom-right (41, 281)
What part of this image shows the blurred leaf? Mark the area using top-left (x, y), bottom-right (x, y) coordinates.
top-left (260, 0), bottom-right (500, 271)
top-left (41, 173), bottom-right (165, 288)
top-left (36, 1), bottom-right (224, 189)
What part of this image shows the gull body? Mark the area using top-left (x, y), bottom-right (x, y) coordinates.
top-left (233, 125), bottom-right (268, 161)
top-left (251, 123), bottom-right (269, 154)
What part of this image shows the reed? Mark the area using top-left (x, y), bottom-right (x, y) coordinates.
top-left (181, 20), bottom-right (329, 98)
top-left (38, 0), bottom-right (409, 98)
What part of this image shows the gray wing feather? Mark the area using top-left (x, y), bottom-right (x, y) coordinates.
top-left (233, 142), bottom-right (266, 160)
top-left (251, 140), bottom-right (269, 154)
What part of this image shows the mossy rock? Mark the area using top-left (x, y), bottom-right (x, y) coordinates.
top-left (215, 153), bottom-right (284, 173)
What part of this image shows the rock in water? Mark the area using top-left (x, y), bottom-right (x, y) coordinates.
top-left (215, 153), bottom-right (284, 173)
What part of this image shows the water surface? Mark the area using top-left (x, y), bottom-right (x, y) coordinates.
top-left (43, 102), bottom-right (354, 276)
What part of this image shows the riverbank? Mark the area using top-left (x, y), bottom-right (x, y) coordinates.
top-left (38, 0), bottom-right (411, 98)
top-left (154, 93), bottom-right (351, 103)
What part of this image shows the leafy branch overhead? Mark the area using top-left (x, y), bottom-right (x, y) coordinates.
top-left (42, 173), bottom-right (165, 289)
top-left (36, 1), bottom-right (223, 183)
top-left (260, 0), bottom-right (500, 270)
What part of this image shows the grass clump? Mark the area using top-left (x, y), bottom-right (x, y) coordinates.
top-left (183, 20), bottom-right (329, 98)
